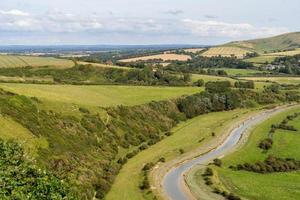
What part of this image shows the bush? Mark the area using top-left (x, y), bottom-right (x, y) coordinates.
top-left (258, 138), bottom-right (273, 150)
top-left (213, 158), bottom-right (222, 167)
top-left (203, 167), bottom-right (213, 176)
top-left (0, 139), bottom-right (76, 199)
top-left (179, 149), bottom-right (185, 154)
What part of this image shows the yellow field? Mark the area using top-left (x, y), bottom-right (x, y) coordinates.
top-left (0, 55), bottom-right (74, 68)
top-left (77, 61), bottom-right (131, 70)
top-left (264, 48), bottom-right (300, 56)
top-left (183, 48), bottom-right (204, 53)
top-left (201, 47), bottom-right (251, 59)
top-left (119, 53), bottom-right (191, 62)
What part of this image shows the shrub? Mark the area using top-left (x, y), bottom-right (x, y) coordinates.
top-left (213, 158), bottom-right (222, 167)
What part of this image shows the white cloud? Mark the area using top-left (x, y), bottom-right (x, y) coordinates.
top-left (0, 9), bottom-right (29, 16)
top-left (181, 19), bottom-right (289, 38)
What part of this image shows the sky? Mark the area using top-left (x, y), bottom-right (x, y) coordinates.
top-left (0, 0), bottom-right (299, 45)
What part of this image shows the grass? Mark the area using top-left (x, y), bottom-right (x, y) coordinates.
top-left (203, 68), bottom-right (269, 76)
top-left (212, 106), bottom-right (300, 200)
top-left (0, 116), bottom-right (48, 157)
top-left (242, 77), bottom-right (300, 85)
top-left (264, 48), bottom-right (300, 56)
top-left (0, 83), bottom-right (201, 109)
top-left (244, 55), bottom-right (278, 64)
top-left (201, 47), bottom-right (251, 59)
top-left (105, 108), bottom-right (257, 200)
top-left (77, 61), bottom-right (132, 70)
top-left (0, 55), bottom-right (74, 68)
top-left (228, 32), bottom-right (300, 53)
top-left (119, 54), bottom-right (191, 62)
top-left (191, 74), bottom-right (235, 83)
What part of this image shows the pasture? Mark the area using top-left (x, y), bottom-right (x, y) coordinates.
top-left (0, 83), bottom-right (201, 109)
top-left (118, 53), bottom-right (191, 62)
top-left (105, 108), bottom-right (256, 200)
top-left (0, 55), bottom-right (74, 68)
top-left (242, 76), bottom-right (300, 85)
top-left (191, 74), bottom-right (235, 83)
top-left (201, 47), bottom-right (251, 59)
top-left (243, 55), bottom-right (278, 64)
top-left (214, 106), bottom-right (300, 200)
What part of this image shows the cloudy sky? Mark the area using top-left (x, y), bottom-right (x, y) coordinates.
top-left (0, 0), bottom-right (299, 45)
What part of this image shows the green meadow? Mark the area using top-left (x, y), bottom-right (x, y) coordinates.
top-left (210, 106), bottom-right (300, 200)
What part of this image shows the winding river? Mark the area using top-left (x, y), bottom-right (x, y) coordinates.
top-left (162, 106), bottom-right (293, 200)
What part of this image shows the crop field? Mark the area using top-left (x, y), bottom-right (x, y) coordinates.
top-left (242, 76), bottom-right (300, 85)
top-left (183, 48), bottom-right (204, 53)
top-left (77, 61), bottom-right (132, 70)
top-left (118, 53), bottom-right (191, 62)
top-left (0, 83), bottom-right (201, 109)
top-left (264, 48), bottom-right (300, 56)
top-left (213, 106), bottom-right (300, 200)
top-left (106, 108), bottom-right (256, 200)
top-left (0, 55), bottom-right (74, 68)
top-left (201, 47), bottom-right (251, 59)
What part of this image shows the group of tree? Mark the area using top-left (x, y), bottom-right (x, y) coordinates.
top-left (166, 56), bottom-right (254, 74)
top-left (235, 155), bottom-right (300, 173)
top-left (271, 54), bottom-right (300, 75)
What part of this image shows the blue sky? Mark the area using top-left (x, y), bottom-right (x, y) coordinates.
top-left (0, 0), bottom-right (299, 45)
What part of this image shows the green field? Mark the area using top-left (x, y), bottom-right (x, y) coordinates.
top-left (242, 77), bottom-right (300, 85)
top-left (244, 55), bottom-right (278, 64)
top-left (0, 55), bottom-right (74, 68)
top-left (106, 108), bottom-right (256, 200)
top-left (0, 116), bottom-right (48, 157)
top-left (0, 83), bottom-right (201, 109)
top-left (192, 106), bottom-right (300, 200)
top-left (191, 74), bottom-right (235, 83)
top-left (203, 68), bottom-right (269, 76)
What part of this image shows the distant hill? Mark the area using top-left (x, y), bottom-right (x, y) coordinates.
top-left (226, 32), bottom-right (300, 53)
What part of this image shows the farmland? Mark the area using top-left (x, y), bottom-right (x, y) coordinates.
top-left (0, 55), bottom-right (74, 68)
top-left (183, 48), bottom-right (204, 53)
top-left (201, 47), bottom-right (251, 58)
top-left (119, 53), bottom-right (191, 62)
top-left (210, 107), bottom-right (300, 200)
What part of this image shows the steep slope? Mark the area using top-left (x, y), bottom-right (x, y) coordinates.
top-left (227, 32), bottom-right (300, 53)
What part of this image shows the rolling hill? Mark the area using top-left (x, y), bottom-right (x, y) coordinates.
top-left (227, 32), bottom-right (300, 53)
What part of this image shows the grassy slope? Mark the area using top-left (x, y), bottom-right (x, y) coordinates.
top-left (228, 32), bottom-right (300, 53)
top-left (215, 106), bottom-right (300, 200)
top-left (0, 116), bottom-right (48, 156)
top-left (105, 108), bottom-right (256, 200)
top-left (191, 74), bottom-right (235, 83)
top-left (0, 55), bottom-right (74, 68)
top-left (0, 83), bottom-right (200, 107)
